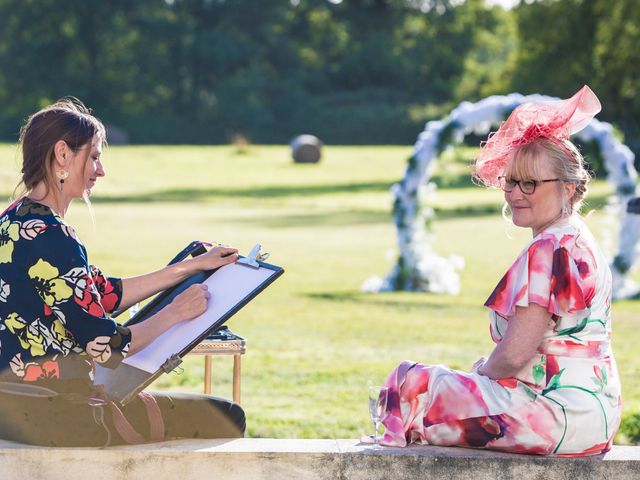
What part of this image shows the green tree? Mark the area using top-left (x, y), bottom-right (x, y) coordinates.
top-left (593, 0), bottom-right (640, 151)
top-left (454, 1), bottom-right (517, 101)
top-left (510, 0), bottom-right (598, 97)
top-left (509, 0), bottom-right (640, 154)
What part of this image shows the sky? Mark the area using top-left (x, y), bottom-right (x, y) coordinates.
top-left (291, 0), bottom-right (524, 10)
top-left (485, 0), bottom-right (521, 8)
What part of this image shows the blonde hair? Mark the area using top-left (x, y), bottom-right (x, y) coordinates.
top-left (504, 137), bottom-right (591, 216)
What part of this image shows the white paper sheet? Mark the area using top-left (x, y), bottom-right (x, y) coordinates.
top-left (122, 263), bottom-right (276, 373)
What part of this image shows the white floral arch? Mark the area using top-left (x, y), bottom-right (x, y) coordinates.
top-left (362, 93), bottom-right (640, 299)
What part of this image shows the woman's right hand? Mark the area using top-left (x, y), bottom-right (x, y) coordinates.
top-left (472, 357), bottom-right (487, 375)
top-left (127, 284), bottom-right (212, 355)
top-left (167, 284), bottom-right (211, 323)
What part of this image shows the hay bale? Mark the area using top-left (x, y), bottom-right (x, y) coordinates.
top-left (291, 135), bottom-right (322, 164)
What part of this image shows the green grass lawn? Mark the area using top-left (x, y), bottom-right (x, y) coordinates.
top-left (1, 143), bottom-right (638, 442)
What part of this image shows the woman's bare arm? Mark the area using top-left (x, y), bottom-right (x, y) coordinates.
top-left (478, 303), bottom-right (553, 379)
top-left (117, 246), bottom-right (238, 311)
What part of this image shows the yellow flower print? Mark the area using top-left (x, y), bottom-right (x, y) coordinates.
top-left (28, 259), bottom-right (73, 306)
top-left (4, 312), bottom-right (26, 334)
top-left (51, 318), bottom-right (67, 340)
top-left (0, 218), bottom-right (20, 264)
top-left (19, 329), bottom-right (46, 357)
top-left (4, 314), bottom-right (47, 357)
top-left (49, 318), bottom-right (74, 354)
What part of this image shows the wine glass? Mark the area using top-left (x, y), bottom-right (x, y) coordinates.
top-left (368, 385), bottom-right (389, 449)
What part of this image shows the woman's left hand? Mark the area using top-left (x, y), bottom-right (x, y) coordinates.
top-left (193, 245), bottom-right (239, 272)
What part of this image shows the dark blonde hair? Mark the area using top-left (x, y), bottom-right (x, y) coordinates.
top-left (15, 97), bottom-right (106, 199)
top-left (504, 137), bottom-right (591, 215)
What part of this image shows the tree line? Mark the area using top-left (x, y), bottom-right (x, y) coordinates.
top-left (0, 0), bottom-right (637, 153)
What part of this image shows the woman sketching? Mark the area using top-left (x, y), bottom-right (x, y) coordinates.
top-left (375, 86), bottom-right (621, 456)
top-left (0, 98), bottom-right (245, 446)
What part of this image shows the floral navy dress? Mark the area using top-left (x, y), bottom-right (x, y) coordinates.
top-left (379, 219), bottom-right (621, 456)
top-left (0, 197), bottom-right (131, 393)
top-left (0, 197), bottom-right (245, 446)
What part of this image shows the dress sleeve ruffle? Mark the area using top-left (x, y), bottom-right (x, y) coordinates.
top-left (484, 232), bottom-right (596, 319)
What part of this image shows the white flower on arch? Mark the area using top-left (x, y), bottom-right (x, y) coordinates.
top-left (363, 93), bottom-right (639, 299)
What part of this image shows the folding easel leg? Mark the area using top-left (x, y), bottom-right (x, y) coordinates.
top-left (204, 355), bottom-right (212, 395)
top-left (233, 354), bottom-right (241, 404)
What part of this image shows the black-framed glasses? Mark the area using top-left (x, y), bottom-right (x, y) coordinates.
top-left (498, 176), bottom-right (561, 195)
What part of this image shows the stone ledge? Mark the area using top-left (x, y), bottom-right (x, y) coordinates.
top-left (1, 438), bottom-right (639, 480)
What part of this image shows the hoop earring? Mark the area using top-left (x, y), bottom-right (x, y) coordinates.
top-left (56, 170), bottom-right (69, 191)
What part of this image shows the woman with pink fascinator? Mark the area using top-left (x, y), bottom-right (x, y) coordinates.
top-left (375, 86), bottom-right (621, 456)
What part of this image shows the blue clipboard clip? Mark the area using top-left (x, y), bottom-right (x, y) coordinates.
top-left (237, 244), bottom-right (270, 269)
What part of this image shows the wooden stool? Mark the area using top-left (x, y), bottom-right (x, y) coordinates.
top-left (189, 329), bottom-right (246, 404)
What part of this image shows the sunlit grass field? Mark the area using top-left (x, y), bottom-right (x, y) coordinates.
top-left (1, 143), bottom-right (638, 442)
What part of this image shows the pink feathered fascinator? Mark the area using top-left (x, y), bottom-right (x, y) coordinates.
top-left (475, 85), bottom-right (601, 187)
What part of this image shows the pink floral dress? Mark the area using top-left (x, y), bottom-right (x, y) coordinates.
top-left (379, 220), bottom-right (621, 456)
